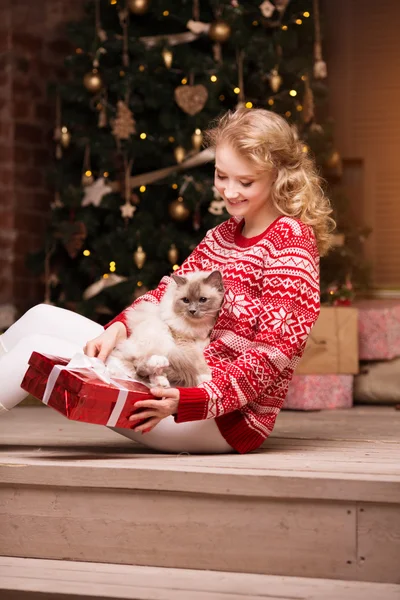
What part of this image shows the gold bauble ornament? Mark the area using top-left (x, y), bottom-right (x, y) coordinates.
top-left (83, 69), bottom-right (103, 93)
top-left (269, 68), bottom-right (282, 93)
top-left (191, 128), bottom-right (203, 151)
top-left (168, 243), bottom-right (179, 264)
top-left (209, 20), bottom-right (232, 43)
top-left (128, 0), bottom-right (151, 15)
top-left (174, 146), bottom-right (186, 164)
top-left (133, 245), bottom-right (146, 269)
top-left (60, 127), bottom-right (71, 148)
top-left (169, 196), bottom-right (190, 221)
top-left (162, 48), bottom-right (173, 69)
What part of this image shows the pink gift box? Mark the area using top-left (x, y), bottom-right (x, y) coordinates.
top-left (283, 374), bottom-right (353, 410)
top-left (354, 299), bottom-right (400, 360)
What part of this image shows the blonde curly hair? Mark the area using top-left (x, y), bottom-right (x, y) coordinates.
top-left (204, 107), bottom-right (335, 256)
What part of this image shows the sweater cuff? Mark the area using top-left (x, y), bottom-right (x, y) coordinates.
top-left (175, 387), bottom-right (209, 423)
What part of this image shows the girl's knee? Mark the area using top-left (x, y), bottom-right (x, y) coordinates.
top-left (23, 303), bottom-right (61, 323)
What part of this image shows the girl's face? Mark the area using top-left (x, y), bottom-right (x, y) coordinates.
top-left (214, 143), bottom-right (275, 225)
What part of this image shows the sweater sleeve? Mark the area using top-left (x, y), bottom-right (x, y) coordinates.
top-left (104, 229), bottom-right (214, 335)
top-left (175, 227), bottom-right (320, 422)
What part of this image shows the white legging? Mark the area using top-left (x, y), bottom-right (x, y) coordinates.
top-left (0, 304), bottom-right (233, 454)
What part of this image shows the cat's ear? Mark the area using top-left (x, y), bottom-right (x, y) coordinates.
top-left (171, 274), bottom-right (187, 287)
top-left (205, 270), bottom-right (224, 291)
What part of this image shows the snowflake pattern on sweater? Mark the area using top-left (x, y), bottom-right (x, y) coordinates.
top-left (106, 216), bottom-right (320, 454)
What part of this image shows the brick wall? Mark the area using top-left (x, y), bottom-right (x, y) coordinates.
top-left (0, 0), bottom-right (83, 315)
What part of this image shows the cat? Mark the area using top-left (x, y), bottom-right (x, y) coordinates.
top-left (107, 270), bottom-right (224, 388)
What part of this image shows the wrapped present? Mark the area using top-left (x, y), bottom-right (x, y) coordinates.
top-left (295, 306), bottom-right (359, 375)
top-left (354, 299), bottom-right (400, 361)
top-left (21, 352), bottom-right (154, 428)
top-left (283, 374), bottom-right (353, 410)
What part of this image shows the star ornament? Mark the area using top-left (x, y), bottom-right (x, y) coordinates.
top-left (120, 202), bottom-right (137, 219)
top-left (269, 307), bottom-right (296, 334)
top-left (82, 177), bottom-right (112, 207)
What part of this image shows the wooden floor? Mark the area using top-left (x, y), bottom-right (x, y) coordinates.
top-left (0, 405), bottom-right (399, 501)
top-left (0, 405), bottom-right (399, 589)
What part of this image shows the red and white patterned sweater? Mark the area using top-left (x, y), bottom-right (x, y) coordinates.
top-left (106, 216), bottom-right (320, 454)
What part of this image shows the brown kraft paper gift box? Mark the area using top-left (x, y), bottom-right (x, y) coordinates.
top-left (295, 306), bottom-right (359, 375)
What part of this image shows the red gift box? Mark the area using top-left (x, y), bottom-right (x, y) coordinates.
top-left (283, 374), bottom-right (353, 410)
top-left (21, 352), bottom-right (154, 428)
top-left (354, 299), bottom-right (400, 361)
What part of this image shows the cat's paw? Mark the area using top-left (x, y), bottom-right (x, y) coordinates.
top-left (147, 355), bottom-right (170, 371)
top-left (196, 372), bottom-right (212, 385)
top-left (150, 374), bottom-right (170, 388)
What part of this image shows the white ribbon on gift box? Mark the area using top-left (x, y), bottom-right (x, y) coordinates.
top-left (41, 353), bottom-right (148, 427)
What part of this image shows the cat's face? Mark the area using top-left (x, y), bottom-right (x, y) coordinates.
top-left (171, 271), bottom-right (224, 321)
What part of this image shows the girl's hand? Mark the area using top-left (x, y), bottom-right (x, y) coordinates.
top-left (84, 322), bottom-right (127, 362)
top-left (129, 387), bottom-right (180, 433)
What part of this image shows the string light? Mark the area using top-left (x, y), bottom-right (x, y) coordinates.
top-left (103, 171), bottom-right (109, 177)
top-left (119, 70), bottom-right (125, 76)
top-left (109, 261), bottom-right (116, 273)
top-left (303, 11), bottom-right (310, 17)
top-left (172, 264), bottom-right (180, 271)
top-left (296, 104), bottom-right (303, 112)
top-left (83, 250), bottom-right (90, 257)
top-left (172, 183), bottom-right (178, 189)
top-left (85, 170), bottom-right (92, 177)
top-left (163, 10), bottom-right (169, 16)
top-left (281, 25), bottom-right (288, 31)
top-left (210, 75), bottom-right (217, 82)
top-left (301, 75), bottom-right (307, 81)
top-left (137, 281), bottom-right (143, 287)
top-left (139, 185), bottom-right (146, 192)
top-left (302, 145), bottom-right (308, 153)
top-left (234, 87), bottom-right (240, 94)
top-left (168, 136), bottom-right (175, 143)
top-left (61, 126), bottom-right (68, 133)
top-left (245, 102), bottom-right (253, 109)
top-left (252, 20), bottom-right (259, 26)
top-left (139, 65), bottom-right (145, 72)
top-left (289, 89), bottom-right (297, 97)
top-left (103, 273), bottom-right (110, 279)
top-left (181, 77), bottom-right (188, 85)
top-left (110, 0), bottom-right (117, 4)
top-left (296, 19), bottom-right (303, 25)
top-left (75, 48), bottom-right (83, 54)
top-left (268, 99), bottom-right (274, 106)
top-left (285, 111), bottom-right (291, 117)
top-left (140, 132), bottom-right (147, 139)
top-left (219, 94), bottom-right (225, 101)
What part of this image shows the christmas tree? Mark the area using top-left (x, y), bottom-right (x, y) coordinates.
top-left (29, 0), bottom-right (370, 323)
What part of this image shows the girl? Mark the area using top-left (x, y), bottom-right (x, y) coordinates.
top-left (0, 108), bottom-right (334, 454)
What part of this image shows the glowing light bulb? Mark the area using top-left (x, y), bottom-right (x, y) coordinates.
top-left (140, 133), bottom-right (147, 139)
top-left (245, 102), bottom-right (253, 108)
top-left (139, 185), bottom-right (146, 192)
top-left (210, 75), bottom-right (217, 82)
top-left (234, 87), bottom-right (240, 94)
top-left (289, 89), bottom-right (297, 97)
top-left (83, 250), bottom-right (90, 256)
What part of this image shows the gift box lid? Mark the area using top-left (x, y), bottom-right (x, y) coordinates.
top-left (27, 352), bottom-right (153, 401)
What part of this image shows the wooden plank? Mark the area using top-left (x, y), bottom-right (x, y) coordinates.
top-left (0, 405), bottom-right (399, 503)
top-left (0, 486), bottom-right (359, 581)
top-left (357, 503), bottom-right (400, 583)
top-left (1, 557), bottom-right (400, 600)
top-left (0, 457), bottom-right (399, 504)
